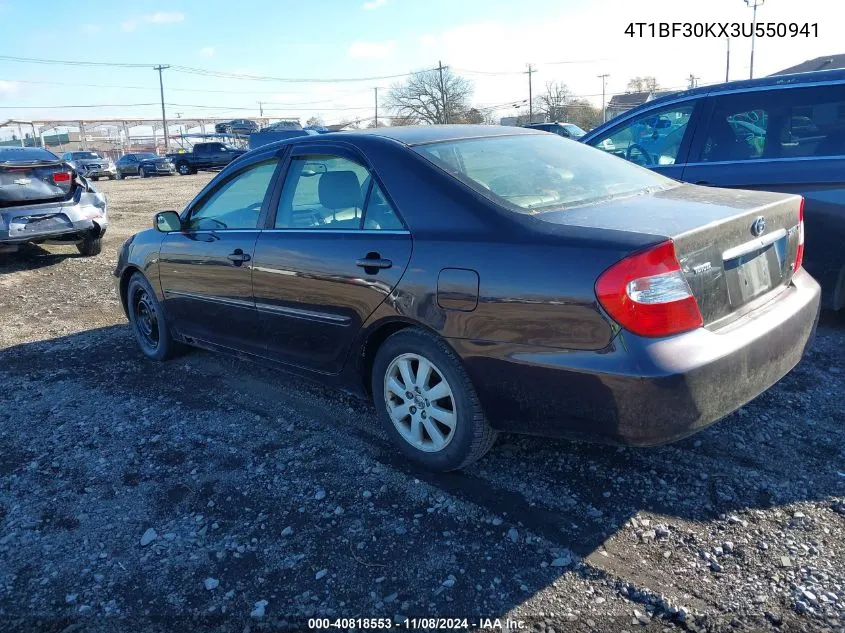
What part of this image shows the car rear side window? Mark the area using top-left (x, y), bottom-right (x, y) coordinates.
top-left (275, 155), bottom-right (402, 230)
top-left (187, 160), bottom-right (278, 230)
top-left (698, 85), bottom-right (845, 162)
top-left (416, 133), bottom-right (674, 214)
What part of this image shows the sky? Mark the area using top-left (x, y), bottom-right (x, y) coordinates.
top-left (0, 0), bottom-right (842, 139)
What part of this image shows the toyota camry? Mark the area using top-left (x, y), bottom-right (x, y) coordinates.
top-left (114, 126), bottom-right (820, 471)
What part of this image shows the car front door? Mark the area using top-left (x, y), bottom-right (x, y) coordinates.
top-left (119, 155), bottom-right (138, 175)
top-left (251, 145), bottom-right (412, 374)
top-left (682, 84), bottom-right (845, 307)
top-left (158, 157), bottom-right (281, 353)
top-left (585, 99), bottom-right (704, 180)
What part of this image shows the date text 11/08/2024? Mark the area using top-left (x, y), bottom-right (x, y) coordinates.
top-left (624, 22), bottom-right (818, 38)
top-left (307, 617), bottom-right (526, 630)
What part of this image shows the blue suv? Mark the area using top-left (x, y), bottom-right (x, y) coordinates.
top-left (582, 69), bottom-right (845, 310)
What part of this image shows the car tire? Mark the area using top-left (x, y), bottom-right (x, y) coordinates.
top-left (176, 162), bottom-right (191, 176)
top-left (139, 166), bottom-right (147, 178)
top-left (115, 171), bottom-right (124, 180)
top-left (91, 176), bottom-right (100, 181)
top-left (108, 174), bottom-right (116, 180)
top-left (76, 234), bottom-right (102, 257)
top-left (126, 272), bottom-right (182, 361)
top-left (372, 328), bottom-right (497, 471)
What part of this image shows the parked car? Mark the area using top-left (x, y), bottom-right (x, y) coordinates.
top-left (115, 126), bottom-right (819, 471)
top-left (522, 121), bottom-right (587, 139)
top-left (248, 127), bottom-right (319, 150)
top-left (61, 151), bottom-right (116, 181)
top-left (582, 68), bottom-right (845, 310)
top-left (215, 119), bottom-right (259, 136)
top-left (115, 153), bottom-right (176, 179)
top-left (166, 142), bottom-right (247, 176)
top-left (1, 146), bottom-right (107, 255)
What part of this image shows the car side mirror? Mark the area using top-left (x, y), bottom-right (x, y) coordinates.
top-left (154, 210), bottom-right (182, 232)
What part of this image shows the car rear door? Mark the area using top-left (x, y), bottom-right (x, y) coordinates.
top-left (584, 98), bottom-right (705, 180)
top-left (682, 84), bottom-right (845, 307)
top-left (251, 143), bottom-right (412, 374)
top-left (157, 157), bottom-right (281, 353)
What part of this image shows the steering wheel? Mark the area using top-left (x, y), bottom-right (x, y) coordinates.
top-left (626, 143), bottom-right (654, 166)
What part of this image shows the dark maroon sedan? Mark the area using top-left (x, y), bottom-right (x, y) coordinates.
top-left (114, 126), bottom-right (820, 471)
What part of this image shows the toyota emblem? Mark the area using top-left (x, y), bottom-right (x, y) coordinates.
top-left (751, 216), bottom-right (766, 237)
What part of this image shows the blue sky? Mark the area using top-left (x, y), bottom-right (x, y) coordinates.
top-left (0, 0), bottom-right (841, 137)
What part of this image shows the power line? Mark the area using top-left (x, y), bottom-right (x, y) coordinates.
top-left (0, 55), bottom-right (154, 68)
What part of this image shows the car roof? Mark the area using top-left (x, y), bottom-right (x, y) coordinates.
top-left (341, 124), bottom-right (542, 146)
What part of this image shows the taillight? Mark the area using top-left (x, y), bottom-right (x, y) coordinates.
top-left (596, 240), bottom-right (703, 338)
top-left (794, 197), bottom-right (805, 271)
top-left (52, 171), bottom-right (72, 184)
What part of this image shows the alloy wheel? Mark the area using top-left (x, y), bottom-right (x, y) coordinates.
top-left (383, 353), bottom-right (457, 452)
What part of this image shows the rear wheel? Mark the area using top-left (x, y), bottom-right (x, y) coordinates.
top-left (76, 234), bottom-right (102, 257)
top-left (115, 171), bottom-right (124, 180)
top-left (372, 329), bottom-right (497, 471)
top-left (127, 273), bottom-right (181, 361)
top-left (139, 166), bottom-right (147, 178)
top-left (91, 176), bottom-right (100, 181)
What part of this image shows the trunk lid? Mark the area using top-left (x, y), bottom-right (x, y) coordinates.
top-left (0, 159), bottom-right (75, 207)
top-left (539, 184), bottom-right (803, 326)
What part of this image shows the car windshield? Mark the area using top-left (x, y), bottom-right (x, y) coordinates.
top-left (72, 152), bottom-right (102, 159)
top-left (562, 124), bottom-right (586, 137)
top-left (136, 153), bottom-right (159, 160)
top-left (0, 147), bottom-right (60, 163)
top-left (415, 133), bottom-right (674, 214)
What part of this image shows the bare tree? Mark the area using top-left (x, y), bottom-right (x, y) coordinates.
top-left (538, 81), bottom-right (571, 122)
top-left (389, 113), bottom-right (420, 126)
top-left (456, 107), bottom-right (486, 125)
top-left (562, 99), bottom-right (603, 132)
top-left (305, 115), bottom-right (324, 127)
top-left (386, 67), bottom-right (473, 124)
top-left (626, 76), bottom-right (660, 93)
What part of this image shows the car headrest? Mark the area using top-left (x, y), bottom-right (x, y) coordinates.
top-left (318, 170), bottom-right (363, 210)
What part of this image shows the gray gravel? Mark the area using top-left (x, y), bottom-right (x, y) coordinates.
top-left (0, 174), bottom-right (843, 632)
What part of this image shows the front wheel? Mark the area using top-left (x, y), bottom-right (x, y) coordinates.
top-left (176, 162), bottom-right (192, 176)
top-left (139, 166), bottom-right (147, 178)
top-left (126, 273), bottom-right (182, 361)
top-left (372, 329), bottom-right (497, 471)
top-left (115, 171), bottom-right (124, 180)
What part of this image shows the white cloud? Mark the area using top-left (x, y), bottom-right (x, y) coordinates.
top-left (363, 0), bottom-right (387, 9)
top-left (199, 46), bottom-right (215, 58)
top-left (348, 40), bottom-right (396, 59)
top-left (122, 11), bottom-right (184, 32)
top-left (0, 80), bottom-right (19, 96)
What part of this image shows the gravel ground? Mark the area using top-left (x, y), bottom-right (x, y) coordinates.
top-left (0, 174), bottom-right (843, 633)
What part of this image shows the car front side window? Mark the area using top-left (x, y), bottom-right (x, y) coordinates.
top-left (187, 160), bottom-right (278, 231)
top-left (589, 103), bottom-right (696, 167)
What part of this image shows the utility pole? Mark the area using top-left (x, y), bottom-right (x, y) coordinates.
top-left (258, 102), bottom-right (264, 117)
top-left (725, 37), bottom-right (731, 82)
top-left (438, 60), bottom-right (448, 124)
top-left (597, 73), bottom-right (610, 123)
top-left (154, 64), bottom-right (171, 152)
top-left (374, 87), bottom-right (379, 127)
top-left (526, 64), bottom-right (535, 122)
top-left (744, 0), bottom-right (764, 79)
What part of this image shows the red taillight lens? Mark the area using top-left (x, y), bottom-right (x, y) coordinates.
top-left (52, 171), bottom-right (72, 184)
top-left (596, 240), bottom-right (703, 338)
top-left (794, 197), bottom-right (805, 271)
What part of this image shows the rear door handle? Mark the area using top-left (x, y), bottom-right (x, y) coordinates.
top-left (227, 249), bottom-right (251, 264)
top-left (356, 255), bottom-right (392, 270)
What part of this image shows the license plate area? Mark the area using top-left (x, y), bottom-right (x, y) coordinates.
top-left (723, 235), bottom-right (787, 307)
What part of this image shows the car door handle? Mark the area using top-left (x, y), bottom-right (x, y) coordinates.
top-left (227, 249), bottom-right (251, 264)
top-left (356, 255), bottom-right (392, 270)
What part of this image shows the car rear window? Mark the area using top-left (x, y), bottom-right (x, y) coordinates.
top-left (0, 147), bottom-right (60, 163)
top-left (414, 133), bottom-right (674, 214)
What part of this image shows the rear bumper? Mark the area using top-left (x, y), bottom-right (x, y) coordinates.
top-left (0, 191), bottom-right (108, 244)
top-left (453, 269), bottom-right (821, 445)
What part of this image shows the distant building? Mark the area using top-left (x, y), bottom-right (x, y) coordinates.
top-left (771, 54), bottom-right (845, 76)
top-left (605, 90), bottom-right (678, 120)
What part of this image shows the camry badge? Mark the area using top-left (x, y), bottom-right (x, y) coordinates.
top-left (13, 178), bottom-right (31, 185)
top-left (751, 216), bottom-right (766, 237)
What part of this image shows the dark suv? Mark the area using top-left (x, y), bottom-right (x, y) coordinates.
top-left (214, 119), bottom-right (259, 136)
top-left (582, 69), bottom-right (845, 310)
top-left (523, 122), bottom-right (586, 139)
